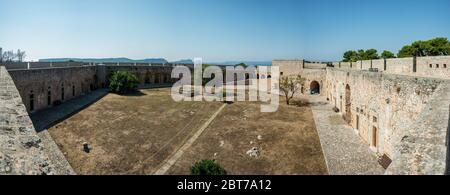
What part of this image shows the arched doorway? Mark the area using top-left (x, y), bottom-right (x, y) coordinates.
top-left (154, 73), bottom-right (160, 84)
top-left (345, 84), bottom-right (352, 124)
top-left (310, 81), bottom-right (320, 95)
top-left (145, 72), bottom-right (151, 84)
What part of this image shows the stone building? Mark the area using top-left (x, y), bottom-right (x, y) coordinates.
top-left (274, 56), bottom-right (450, 174)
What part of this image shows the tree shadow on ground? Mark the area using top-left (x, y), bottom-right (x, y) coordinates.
top-left (119, 90), bottom-right (147, 97)
top-left (291, 100), bottom-right (310, 107)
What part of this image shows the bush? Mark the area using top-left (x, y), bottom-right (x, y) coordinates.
top-left (190, 160), bottom-right (227, 175)
top-left (109, 71), bottom-right (139, 94)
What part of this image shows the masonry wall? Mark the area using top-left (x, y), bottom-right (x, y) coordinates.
top-left (6, 64), bottom-right (175, 113)
top-left (273, 60), bottom-right (304, 76)
top-left (326, 68), bottom-right (450, 173)
top-left (386, 82), bottom-right (450, 174)
top-left (274, 60), bottom-right (327, 95)
top-left (8, 67), bottom-right (100, 113)
top-left (416, 56), bottom-right (450, 78)
top-left (332, 56), bottom-right (450, 78)
top-left (0, 66), bottom-right (54, 175)
top-left (104, 65), bottom-right (174, 85)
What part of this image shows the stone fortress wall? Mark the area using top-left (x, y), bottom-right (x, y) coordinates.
top-left (274, 56), bottom-right (450, 174)
top-left (1, 56), bottom-right (449, 175)
top-left (0, 62), bottom-right (182, 174)
top-left (4, 62), bottom-right (176, 113)
top-left (0, 66), bottom-right (54, 175)
top-left (330, 56), bottom-right (450, 79)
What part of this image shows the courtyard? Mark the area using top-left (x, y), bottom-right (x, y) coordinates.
top-left (47, 88), bottom-right (328, 175)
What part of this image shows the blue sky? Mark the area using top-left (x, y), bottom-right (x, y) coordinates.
top-left (1, 0), bottom-right (449, 62)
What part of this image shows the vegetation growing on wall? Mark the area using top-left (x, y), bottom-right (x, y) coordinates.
top-left (109, 71), bottom-right (139, 94)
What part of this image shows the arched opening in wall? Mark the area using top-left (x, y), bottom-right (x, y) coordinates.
top-left (47, 87), bottom-right (52, 106)
top-left (155, 73), bottom-right (161, 84)
top-left (90, 84), bottom-right (94, 91)
top-left (29, 91), bottom-right (35, 112)
top-left (61, 83), bottom-right (65, 101)
top-left (165, 73), bottom-right (170, 83)
top-left (72, 85), bottom-right (75, 97)
top-left (356, 115), bottom-right (360, 130)
top-left (345, 84), bottom-right (352, 124)
top-left (267, 75), bottom-right (272, 79)
top-left (160, 74), bottom-right (165, 84)
top-left (94, 75), bottom-right (98, 89)
top-left (310, 81), bottom-right (320, 95)
top-left (372, 126), bottom-right (378, 147)
top-left (145, 72), bottom-right (151, 84)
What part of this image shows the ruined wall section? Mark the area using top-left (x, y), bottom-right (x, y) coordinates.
top-left (0, 66), bottom-right (54, 175)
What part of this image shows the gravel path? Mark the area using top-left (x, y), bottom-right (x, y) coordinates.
top-left (308, 96), bottom-right (385, 175)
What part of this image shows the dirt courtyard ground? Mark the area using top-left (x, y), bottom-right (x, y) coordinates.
top-left (48, 88), bottom-right (328, 175)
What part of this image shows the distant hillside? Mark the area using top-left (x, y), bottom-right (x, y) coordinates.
top-left (39, 58), bottom-right (168, 64)
top-left (171, 59), bottom-right (194, 64)
top-left (208, 61), bottom-right (272, 66)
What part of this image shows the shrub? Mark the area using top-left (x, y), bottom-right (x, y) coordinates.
top-left (109, 71), bottom-right (139, 94)
top-left (190, 159), bottom-right (227, 175)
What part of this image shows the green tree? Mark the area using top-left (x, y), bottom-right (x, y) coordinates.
top-left (397, 45), bottom-right (417, 58)
top-left (357, 49), bottom-right (366, 60)
top-left (381, 50), bottom-right (396, 59)
top-left (428, 37), bottom-right (450, 55)
top-left (343, 50), bottom-right (358, 62)
top-left (234, 62), bottom-right (248, 68)
top-left (279, 75), bottom-right (306, 105)
top-left (398, 37), bottom-right (450, 57)
top-left (343, 49), bottom-right (380, 62)
top-left (363, 49), bottom-right (379, 60)
top-left (109, 71), bottom-right (139, 94)
top-left (190, 160), bottom-right (227, 175)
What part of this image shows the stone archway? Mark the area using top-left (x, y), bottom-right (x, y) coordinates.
top-left (310, 81), bottom-right (320, 95)
top-left (154, 73), bottom-right (160, 84)
top-left (144, 71), bottom-right (151, 84)
top-left (345, 84), bottom-right (352, 124)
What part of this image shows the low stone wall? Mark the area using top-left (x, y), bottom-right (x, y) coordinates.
top-left (331, 56), bottom-right (450, 79)
top-left (0, 66), bottom-right (54, 175)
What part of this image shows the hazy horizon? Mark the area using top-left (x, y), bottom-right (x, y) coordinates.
top-left (1, 0), bottom-right (450, 62)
